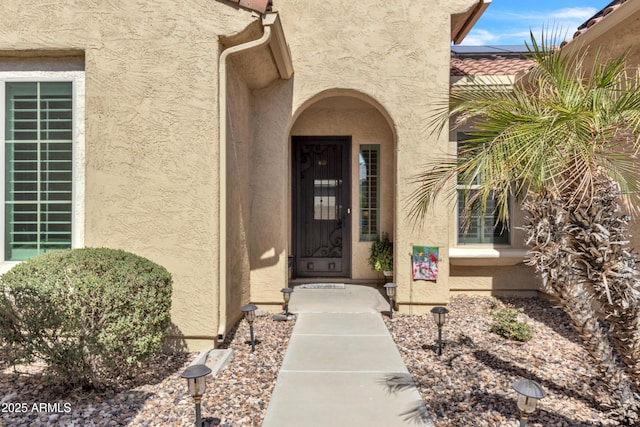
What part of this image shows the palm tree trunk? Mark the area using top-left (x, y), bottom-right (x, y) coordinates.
top-left (565, 178), bottom-right (640, 388)
top-left (555, 278), bottom-right (638, 419)
top-left (524, 194), bottom-right (640, 422)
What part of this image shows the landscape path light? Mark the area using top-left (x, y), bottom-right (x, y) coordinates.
top-left (512, 378), bottom-right (546, 427)
top-left (430, 306), bottom-right (449, 356)
top-left (241, 304), bottom-right (258, 352)
top-left (181, 364), bottom-right (212, 427)
top-left (281, 287), bottom-right (293, 317)
top-left (383, 282), bottom-right (397, 319)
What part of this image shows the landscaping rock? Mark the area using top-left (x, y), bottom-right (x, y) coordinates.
top-left (0, 295), bottom-right (624, 426)
top-left (384, 295), bottom-right (621, 426)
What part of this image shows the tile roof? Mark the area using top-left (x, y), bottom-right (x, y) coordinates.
top-left (572, 0), bottom-right (626, 40)
top-left (450, 50), bottom-right (533, 77)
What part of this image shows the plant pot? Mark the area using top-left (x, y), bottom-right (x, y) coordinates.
top-left (383, 271), bottom-right (393, 283)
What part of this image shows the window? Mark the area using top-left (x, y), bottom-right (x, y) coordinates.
top-left (457, 189), bottom-right (509, 244)
top-left (1, 71), bottom-right (84, 263)
top-left (456, 133), bottom-right (509, 245)
top-left (359, 144), bottom-right (379, 241)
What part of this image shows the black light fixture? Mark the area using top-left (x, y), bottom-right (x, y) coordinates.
top-left (383, 283), bottom-right (397, 319)
top-left (512, 378), bottom-right (546, 426)
top-left (430, 306), bottom-right (449, 356)
top-left (181, 364), bottom-right (212, 427)
top-left (281, 287), bottom-right (293, 317)
top-left (241, 304), bottom-right (258, 352)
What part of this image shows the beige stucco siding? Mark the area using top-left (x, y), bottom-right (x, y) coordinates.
top-left (0, 0), bottom-right (258, 350)
top-left (450, 264), bottom-right (538, 297)
top-left (0, 0), bottom-right (537, 350)
top-left (249, 0), bottom-right (485, 306)
top-left (249, 80), bottom-right (293, 305)
top-left (225, 60), bottom-right (253, 325)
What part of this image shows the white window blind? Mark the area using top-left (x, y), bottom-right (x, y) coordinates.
top-left (359, 144), bottom-right (379, 241)
top-left (5, 82), bottom-right (73, 261)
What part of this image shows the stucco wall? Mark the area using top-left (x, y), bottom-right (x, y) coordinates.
top-left (568, 8), bottom-right (640, 68)
top-left (226, 60), bottom-right (253, 325)
top-left (0, 0), bottom-right (258, 351)
top-left (250, 0), bottom-right (484, 306)
top-left (249, 80), bottom-right (293, 305)
top-left (0, 0), bottom-right (537, 350)
top-left (450, 264), bottom-right (538, 297)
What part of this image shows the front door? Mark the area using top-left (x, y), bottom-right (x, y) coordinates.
top-left (292, 136), bottom-right (351, 277)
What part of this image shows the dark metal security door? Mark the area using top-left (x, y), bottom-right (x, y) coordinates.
top-left (293, 136), bottom-right (351, 277)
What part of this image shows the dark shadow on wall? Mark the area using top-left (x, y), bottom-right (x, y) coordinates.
top-left (163, 322), bottom-right (189, 353)
top-left (449, 263), bottom-right (538, 295)
top-left (247, 77), bottom-right (295, 275)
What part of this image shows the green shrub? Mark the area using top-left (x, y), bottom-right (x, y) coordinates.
top-left (490, 307), bottom-right (532, 342)
top-left (0, 248), bottom-right (172, 390)
top-left (368, 232), bottom-right (393, 272)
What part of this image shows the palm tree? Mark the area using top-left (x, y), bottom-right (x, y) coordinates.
top-left (410, 34), bottom-right (640, 422)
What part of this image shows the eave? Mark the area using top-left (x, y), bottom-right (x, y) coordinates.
top-left (451, 0), bottom-right (492, 45)
top-left (563, 0), bottom-right (640, 54)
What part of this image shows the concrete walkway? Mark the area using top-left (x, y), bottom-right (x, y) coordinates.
top-left (262, 285), bottom-right (434, 427)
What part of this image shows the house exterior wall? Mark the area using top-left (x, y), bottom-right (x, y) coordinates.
top-left (0, 0), bottom-right (258, 351)
top-left (225, 60), bottom-right (253, 328)
top-left (0, 0), bottom-right (541, 351)
top-left (250, 0), bottom-right (488, 310)
top-left (450, 264), bottom-right (538, 297)
top-left (568, 6), bottom-right (640, 69)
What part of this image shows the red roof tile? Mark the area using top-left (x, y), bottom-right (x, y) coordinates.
top-left (572, 0), bottom-right (626, 40)
top-left (450, 56), bottom-right (533, 77)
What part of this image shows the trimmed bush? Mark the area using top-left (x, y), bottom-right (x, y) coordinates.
top-left (0, 248), bottom-right (172, 390)
top-left (489, 307), bottom-right (532, 342)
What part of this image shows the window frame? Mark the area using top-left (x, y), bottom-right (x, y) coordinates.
top-left (0, 70), bottom-right (84, 270)
top-left (359, 144), bottom-right (380, 241)
top-left (455, 132), bottom-right (511, 246)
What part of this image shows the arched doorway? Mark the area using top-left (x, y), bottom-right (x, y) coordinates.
top-left (289, 92), bottom-right (396, 280)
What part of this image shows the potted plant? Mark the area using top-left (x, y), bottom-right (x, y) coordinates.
top-left (368, 232), bottom-right (393, 279)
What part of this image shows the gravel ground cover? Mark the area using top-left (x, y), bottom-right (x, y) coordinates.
top-left (0, 295), bottom-right (625, 427)
top-left (384, 295), bottom-right (621, 427)
top-left (0, 312), bottom-right (294, 427)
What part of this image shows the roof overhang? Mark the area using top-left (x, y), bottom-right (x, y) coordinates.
top-left (220, 0), bottom-right (272, 14)
top-left (264, 12), bottom-right (293, 80)
top-left (451, 75), bottom-right (516, 88)
top-left (563, 0), bottom-right (640, 55)
top-left (451, 0), bottom-right (492, 45)
top-left (220, 11), bottom-right (293, 88)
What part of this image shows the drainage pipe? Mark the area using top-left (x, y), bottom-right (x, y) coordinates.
top-left (216, 15), bottom-right (273, 344)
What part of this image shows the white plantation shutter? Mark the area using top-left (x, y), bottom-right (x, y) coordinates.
top-left (359, 145), bottom-right (379, 241)
top-left (5, 82), bottom-right (73, 260)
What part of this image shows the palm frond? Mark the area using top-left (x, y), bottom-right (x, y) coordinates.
top-left (407, 158), bottom-right (458, 226)
top-left (410, 31), bottom-right (640, 227)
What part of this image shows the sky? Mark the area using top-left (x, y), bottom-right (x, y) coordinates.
top-left (460, 0), bottom-right (610, 46)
